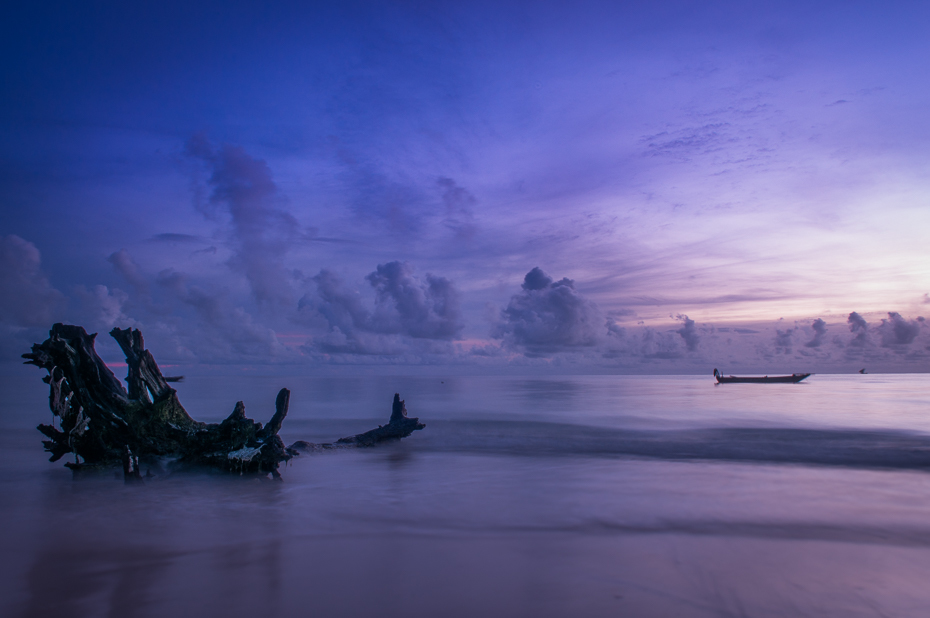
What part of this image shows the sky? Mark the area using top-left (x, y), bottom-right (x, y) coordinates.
top-left (1, 0), bottom-right (929, 374)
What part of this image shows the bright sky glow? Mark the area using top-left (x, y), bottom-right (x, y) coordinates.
top-left (1, 1), bottom-right (928, 373)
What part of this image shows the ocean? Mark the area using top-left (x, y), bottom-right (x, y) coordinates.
top-left (2, 373), bottom-right (930, 617)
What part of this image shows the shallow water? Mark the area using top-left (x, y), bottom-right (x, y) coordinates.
top-left (2, 374), bottom-right (930, 617)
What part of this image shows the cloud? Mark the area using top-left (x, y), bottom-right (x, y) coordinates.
top-left (641, 122), bottom-right (735, 162)
top-left (334, 148), bottom-right (428, 235)
top-left (73, 285), bottom-right (134, 330)
top-left (299, 261), bottom-right (464, 355)
top-left (0, 235), bottom-right (65, 327)
top-left (774, 327), bottom-right (796, 354)
top-left (185, 134), bottom-right (298, 306)
top-left (604, 317), bottom-right (686, 362)
top-left (848, 312), bottom-right (870, 347)
top-left (367, 261), bottom-right (464, 339)
top-left (676, 314), bottom-right (699, 352)
top-left (879, 312), bottom-right (921, 346)
top-left (155, 269), bottom-right (282, 359)
top-left (307, 269), bottom-right (371, 337)
top-left (606, 316), bottom-right (625, 338)
top-left (804, 318), bottom-right (827, 348)
top-left (438, 177), bottom-right (477, 240)
top-left (604, 320), bottom-right (684, 361)
top-left (493, 267), bottom-right (600, 356)
top-left (149, 233), bottom-right (204, 243)
top-left (108, 249), bottom-right (149, 295)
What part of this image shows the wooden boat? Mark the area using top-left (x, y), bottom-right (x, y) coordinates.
top-left (713, 368), bottom-right (811, 384)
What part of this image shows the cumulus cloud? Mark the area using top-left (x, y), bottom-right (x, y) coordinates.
top-left (73, 285), bottom-right (134, 330)
top-left (493, 267), bottom-right (600, 355)
top-left (773, 327), bottom-right (796, 354)
top-left (108, 249), bottom-right (149, 296)
top-left (605, 326), bottom-right (685, 360)
top-left (155, 269), bottom-right (282, 359)
top-left (804, 318), bottom-right (827, 348)
top-left (367, 262), bottom-right (463, 339)
top-left (878, 312), bottom-right (921, 347)
top-left (307, 269), bottom-right (371, 337)
top-left (848, 311), bottom-right (870, 347)
top-left (299, 261), bottom-right (464, 355)
top-left (676, 314), bottom-right (699, 352)
top-left (605, 316), bottom-right (625, 338)
top-left (0, 235), bottom-right (65, 327)
top-left (185, 134), bottom-right (298, 306)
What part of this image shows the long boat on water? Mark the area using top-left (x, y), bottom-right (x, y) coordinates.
top-left (713, 368), bottom-right (811, 384)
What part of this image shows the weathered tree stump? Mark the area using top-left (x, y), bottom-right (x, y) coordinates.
top-left (24, 324), bottom-right (425, 480)
top-left (24, 324), bottom-right (295, 478)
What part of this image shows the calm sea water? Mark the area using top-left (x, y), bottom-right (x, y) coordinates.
top-left (2, 373), bottom-right (930, 617)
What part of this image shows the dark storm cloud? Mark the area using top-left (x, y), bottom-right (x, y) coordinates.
top-left (879, 312), bottom-right (921, 346)
top-left (0, 235), bottom-right (65, 327)
top-left (804, 318), bottom-right (828, 348)
top-left (676, 314), bottom-right (699, 352)
top-left (185, 134), bottom-right (298, 306)
top-left (299, 262), bottom-right (464, 355)
top-left (848, 312), bottom-right (870, 347)
top-left (493, 267), bottom-right (600, 356)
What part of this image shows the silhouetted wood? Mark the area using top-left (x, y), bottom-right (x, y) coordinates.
top-left (713, 368), bottom-right (811, 384)
top-left (24, 324), bottom-right (296, 479)
top-left (335, 394), bottom-right (426, 446)
top-left (122, 445), bottom-right (143, 484)
top-left (25, 324), bottom-right (426, 480)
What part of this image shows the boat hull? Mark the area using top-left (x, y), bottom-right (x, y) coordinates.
top-left (715, 373), bottom-right (811, 384)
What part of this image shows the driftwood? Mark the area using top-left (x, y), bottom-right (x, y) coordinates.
top-left (290, 394), bottom-right (426, 452)
top-left (337, 394), bottom-right (426, 446)
top-left (24, 324), bottom-right (425, 480)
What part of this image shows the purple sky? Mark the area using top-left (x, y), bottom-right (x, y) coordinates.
top-left (1, 1), bottom-right (928, 374)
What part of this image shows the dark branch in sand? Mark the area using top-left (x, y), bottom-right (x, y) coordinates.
top-left (24, 324), bottom-right (425, 480)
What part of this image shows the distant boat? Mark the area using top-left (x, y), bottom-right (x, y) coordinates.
top-left (859, 368), bottom-right (867, 374)
top-left (714, 368), bottom-right (811, 384)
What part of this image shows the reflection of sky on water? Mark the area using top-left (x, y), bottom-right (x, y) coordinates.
top-left (3, 374), bottom-right (930, 615)
top-left (7, 444), bottom-right (930, 617)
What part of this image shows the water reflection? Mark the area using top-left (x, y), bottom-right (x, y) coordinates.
top-left (3, 374), bottom-right (930, 617)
